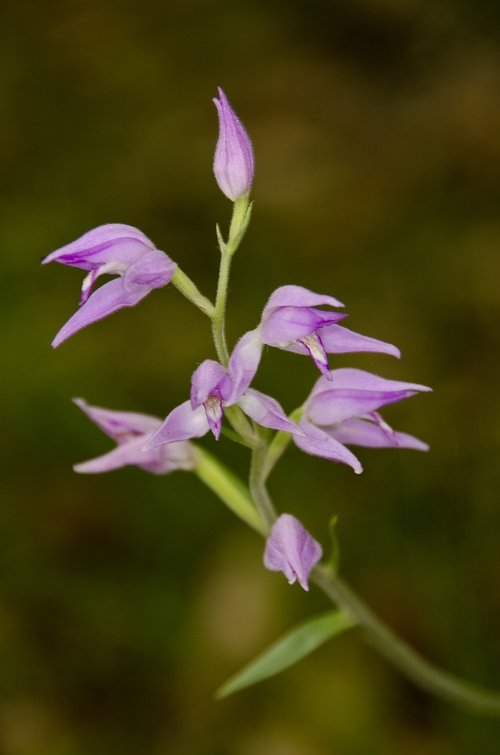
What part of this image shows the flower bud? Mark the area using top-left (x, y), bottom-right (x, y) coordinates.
top-left (264, 514), bottom-right (323, 591)
top-left (213, 87), bottom-right (254, 201)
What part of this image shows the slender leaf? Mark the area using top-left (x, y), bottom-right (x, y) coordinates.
top-left (216, 609), bottom-right (355, 698)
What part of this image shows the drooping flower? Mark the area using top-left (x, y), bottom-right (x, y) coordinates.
top-left (259, 285), bottom-right (401, 377)
top-left (264, 514), bottom-right (323, 591)
top-left (42, 224), bottom-right (176, 347)
top-left (294, 368), bottom-right (432, 473)
top-left (143, 331), bottom-right (301, 448)
top-left (73, 398), bottom-right (196, 475)
top-left (213, 87), bottom-right (255, 201)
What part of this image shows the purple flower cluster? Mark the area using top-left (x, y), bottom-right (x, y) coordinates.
top-left (44, 89), bottom-right (431, 593)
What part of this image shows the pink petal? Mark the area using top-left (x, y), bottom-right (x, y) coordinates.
top-left (263, 285), bottom-right (344, 316)
top-left (293, 419), bottom-right (363, 474)
top-left (51, 278), bottom-right (152, 347)
top-left (226, 328), bottom-right (263, 402)
top-left (329, 417), bottom-right (429, 451)
top-left (73, 398), bottom-right (161, 442)
top-left (43, 224), bottom-right (155, 269)
top-left (238, 389), bottom-right (303, 434)
top-left (143, 401), bottom-right (209, 448)
top-left (319, 324), bottom-right (401, 358)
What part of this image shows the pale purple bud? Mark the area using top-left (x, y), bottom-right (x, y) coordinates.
top-left (264, 514), bottom-right (323, 591)
top-left (213, 88), bottom-right (254, 201)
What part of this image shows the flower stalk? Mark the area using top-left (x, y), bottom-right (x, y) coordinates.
top-left (171, 267), bottom-right (215, 317)
top-left (194, 446), bottom-right (266, 535)
top-left (212, 195), bottom-right (251, 365)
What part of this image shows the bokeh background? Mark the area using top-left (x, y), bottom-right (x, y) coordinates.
top-left (2, 0), bottom-right (500, 753)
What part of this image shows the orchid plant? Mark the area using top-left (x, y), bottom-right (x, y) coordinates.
top-left (44, 87), bottom-right (500, 713)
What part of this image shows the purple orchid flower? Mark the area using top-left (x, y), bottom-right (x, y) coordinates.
top-left (73, 398), bottom-right (196, 475)
top-left (260, 285), bottom-right (401, 377)
top-left (226, 286), bottom-right (402, 385)
top-left (42, 224), bottom-right (176, 347)
top-left (213, 87), bottom-right (255, 201)
top-left (143, 331), bottom-right (302, 448)
top-left (264, 514), bottom-right (323, 591)
top-left (294, 368), bottom-right (432, 474)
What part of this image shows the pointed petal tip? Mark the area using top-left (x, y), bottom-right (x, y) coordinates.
top-left (141, 436), bottom-right (158, 452)
top-left (414, 440), bottom-right (430, 452)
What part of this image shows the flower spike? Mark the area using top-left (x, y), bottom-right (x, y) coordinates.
top-left (213, 88), bottom-right (255, 201)
top-left (42, 224), bottom-right (176, 346)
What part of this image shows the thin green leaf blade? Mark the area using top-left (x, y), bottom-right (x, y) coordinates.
top-left (216, 609), bottom-right (355, 699)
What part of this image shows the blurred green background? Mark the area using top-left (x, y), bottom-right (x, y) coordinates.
top-left (1, 0), bottom-right (500, 753)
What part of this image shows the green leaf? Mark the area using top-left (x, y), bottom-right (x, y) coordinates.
top-left (216, 609), bottom-right (355, 699)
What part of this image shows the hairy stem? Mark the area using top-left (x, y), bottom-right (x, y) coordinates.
top-left (249, 442), bottom-right (277, 529)
top-left (212, 250), bottom-right (232, 364)
top-left (171, 267), bottom-right (215, 317)
top-left (211, 195), bottom-right (250, 365)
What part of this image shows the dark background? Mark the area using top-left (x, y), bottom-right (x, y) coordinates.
top-left (1, 0), bottom-right (500, 753)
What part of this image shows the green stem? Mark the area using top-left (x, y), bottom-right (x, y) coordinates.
top-left (171, 267), bottom-right (215, 317)
top-left (224, 405), bottom-right (258, 447)
top-left (196, 452), bottom-right (500, 716)
top-left (211, 195), bottom-right (251, 365)
top-left (312, 565), bottom-right (500, 716)
top-left (249, 443), bottom-right (277, 529)
top-left (226, 195), bottom-right (251, 255)
top-left (212, 249), bottom-right (232, 364)
top-left (194, 447), bottom-right (266, 535)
